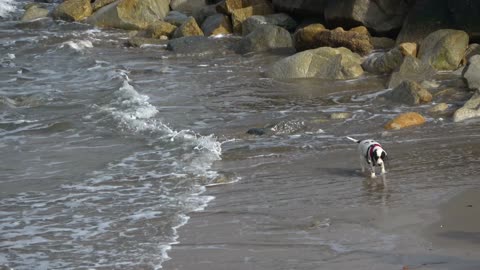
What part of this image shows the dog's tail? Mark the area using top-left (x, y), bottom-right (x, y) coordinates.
top-left (346, 136), bottom-right (360, 143)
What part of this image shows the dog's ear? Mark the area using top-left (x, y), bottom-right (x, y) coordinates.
top-left (381, 151), bottom-right (387, 160)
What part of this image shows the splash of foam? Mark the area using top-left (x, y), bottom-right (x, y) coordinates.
top-left (59, 40), bottom-right (94, 52)
top-left (0, 0), bottom-right (16, 18)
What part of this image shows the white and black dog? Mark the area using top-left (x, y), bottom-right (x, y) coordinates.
top-left (346, 137), bottom-right (387, 178)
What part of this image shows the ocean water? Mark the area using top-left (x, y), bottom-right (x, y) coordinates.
top-left (1, 2), bottom-right (480, 270)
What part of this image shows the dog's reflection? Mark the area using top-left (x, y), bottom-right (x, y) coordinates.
top-left (363, 173), bottom-right (390, 206)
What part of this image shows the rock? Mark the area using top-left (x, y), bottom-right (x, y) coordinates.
top-left (126, 37), bottom-right (169, 47)
top-left (384, 112), bottom-right (426, 130)
top-left (147, 21), bottom-right (177, 39)
top-left (314, 27), bottom-right (373, 56)
top-left (242, 13), bottom-right (297, 36)
top-left (370, 37), bottom-right (395, 50)
top-left (231, 3), bottom-right (274, 34)
top-left (266, 47), bottom-right (364, 80)
top-left (246, 127), bottom-right (266, 135)
top-left (324, 0), bottom-right (409, 35)
top-left (173, 17), bottom-right (204, 38)
top-left (293, 23), bottom-right (326, 51)
top-left (418, 29), bottom-right (469, 71)
top-left (429, 103), bottom-right (449, 113)
top-left (201, 14), bottom-right (232, 36)
top-left (350, 26), bottom-right (369, 36)
top-left (21, 5), bottom-right (49, 21)
top-left (271, 0), bottom-right (328, 17)
top-left (92, 0), bottom-right (116, 12)
top-left (193, 4), bottom-right (218, 26)
top-left (398, 42), bottom-right (417, 57)
top-left (383, 80), bottom-right (432, 105)
top-left (361, 47), bottom-right (404, 74)
top-left (453, 92), bottom-right (480, 122)
top-left (52, 0), bottom-right (92, 22)
top-left (170, 0), bottom-right (206, 15)
top-left (216, 0), bottom-right (270, 15)
top-left (463, 55), bottom-right (480, 90)
top-left (388, 56), bottom-right (436, 89)
top-left (465, 44), bottom-right (480, 61)
top-left (237, 24), bottom-right (294, 54)
top-left (164, 11), bottom-right (190, 27)
top-left (167, 36), bottom-right (238, 56)
top-left (86, 0), bottom-right (170, 30)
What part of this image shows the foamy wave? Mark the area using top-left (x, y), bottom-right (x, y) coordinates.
top-left (59, 40), bottom-right (93, 52)
top-left (0, 0), bottom-right (16, 18)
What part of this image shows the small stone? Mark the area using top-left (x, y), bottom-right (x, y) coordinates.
top-left (384, 112), bottom-right (426, 130)
top-left (330, 112), bottom-right (352, 119)
top-left (429, 103), bottom-right (449, 113)
top-left (398, 42), bottom-right (418, 57)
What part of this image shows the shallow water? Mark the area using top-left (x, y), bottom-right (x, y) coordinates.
top-left (1, 2), bottom-right (480, 270)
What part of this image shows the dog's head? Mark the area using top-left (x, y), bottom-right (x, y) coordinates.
top-left (372, 148), bottom-right (387, 167)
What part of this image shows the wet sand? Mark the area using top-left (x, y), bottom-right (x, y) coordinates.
top-left (164, 129), bottom-right (480, 270)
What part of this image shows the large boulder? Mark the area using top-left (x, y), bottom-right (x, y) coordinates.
top-left (92, 0), bottom-right (116, 12)
top-left (314, 27), bottom-right (373, 56)
top-left (388, 56), bottom-right (436, 89)
top-left (201, 14), bottom-right (232, 36)
top-left (237, 24), bottom-right (294, 54)
top-left (453, 91), bottom-right (480, 122)
top-left (242, 13), bottom-right (297, 36)
top-left (465, 44), bottom-right (480, 61)
top-left (173, 16), bottom-right (204, 38)
top-left (382, 80), bottom-right (432, 105)
top-left (418, 29), bottom-right (469, 71)
top-left (193, 4), bottom-right (218, 26)
top-left (271, 0), bottom-right (328, 17)
top-left (86, 0), bottom-right (170, 30)
top-left (266, 47), bottom-right (364, 80)
top-left (384, 112), bottom-right (426, 130)
top-left (21, 4), bottom-right (49, 21)
top-left (463, 55), bottom-right (480, 91)
top-left (293, 23), bottom-right (326, 51)
top-left (170, 0), bottom-right (206, 15)
top-left (52, 0), bottom-right (92, 22)
top-left (146, 21), bottom-right (177, 39)
top-left (324, 0), bottom-right (409, 35)
top-left (231, 3), bottom-right (274, 34)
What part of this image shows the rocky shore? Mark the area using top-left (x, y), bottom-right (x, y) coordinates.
top-left (20, 0), bottom-right (480, 126)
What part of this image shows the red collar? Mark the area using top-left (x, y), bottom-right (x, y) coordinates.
top-left (369, 143), bottom-right (382, 161)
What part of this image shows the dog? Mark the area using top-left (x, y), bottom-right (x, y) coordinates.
top-left (346, 136), bottom-right (387, 178)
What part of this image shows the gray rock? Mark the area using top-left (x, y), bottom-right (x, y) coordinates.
top-left (388, 56), bottom-right (436, 89)
top-left (266, 47), bottom-right (364, 80)
top-left (246, 128), bottom-right (266, 135)
top-left (237, 24), bottom-right (294, 54)
top-left (126, 37), bottom-right (169, 47)
top-left (242, 13), bottom-right (297, 36)
top-left (167, 36), bottom-right (238, 56)
top-left (361, 47), bottom-right (404, 74)
top-left (170, 0), bottom-right (207, 15)
top-left (201, 14), bottom-right (232, 36)
top-left (164, 11), bottom-right (190, 27)
top-left (453, 91), bottom-right (480, 122)
top-left (370, 36), bottom-right (395, 50)
top-left (193, 4), bottom-right (218, 25)
top-left (463, 55), bottom-right (480, 91)
top-left (324, 0), bottom-right (408, 35)
top-left (382, 80), bottom-right (432, 105)
top-left (418, 29), bottom-right (469, 71)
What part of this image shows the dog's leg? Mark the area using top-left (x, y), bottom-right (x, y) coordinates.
top-left (380, 163), bottom-right (386, 175)
top-left (359, 155), bottom-right (365, 173)
top-left (369, 163), bottom-right (376, 178)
